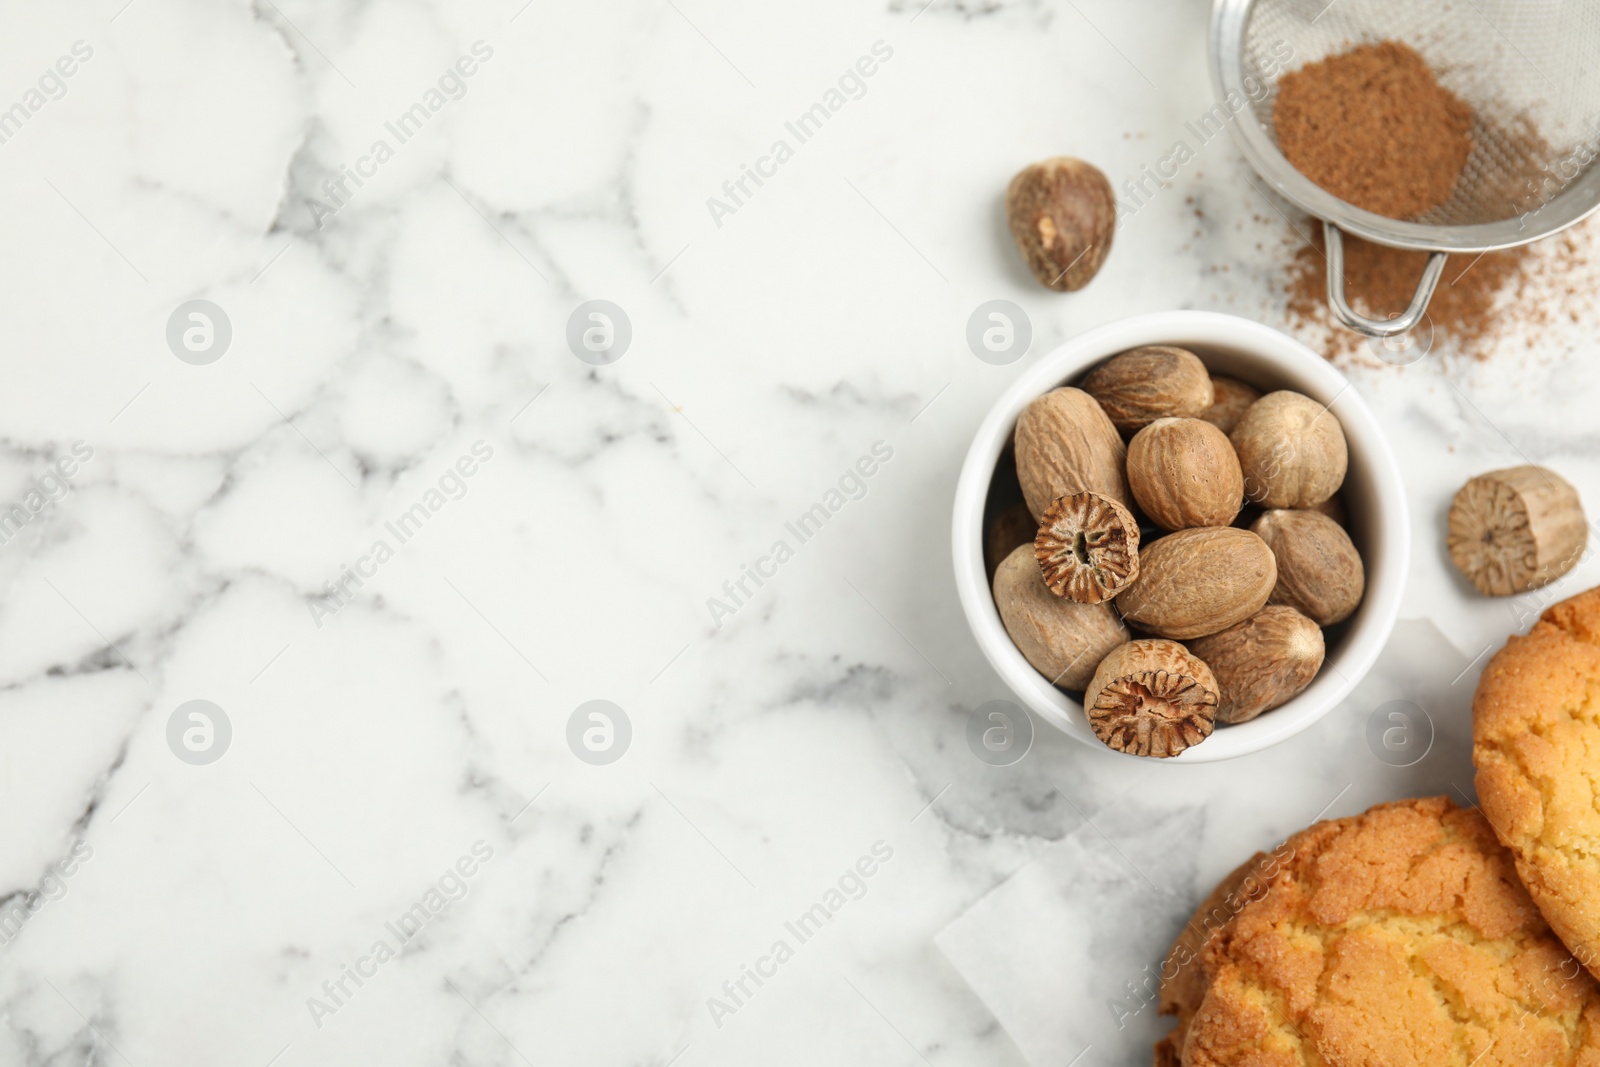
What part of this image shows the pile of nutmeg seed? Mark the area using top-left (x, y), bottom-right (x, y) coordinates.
top-left (987, 345), bottom-right (1366, 759)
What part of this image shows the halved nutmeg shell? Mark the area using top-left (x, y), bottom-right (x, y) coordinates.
top-left (1447, 465), bottom-right (1588, 596)
top-left (1083, 639), bottom-right (1218, 758)
top-left (1034, 491), bottom-right (1140, 603)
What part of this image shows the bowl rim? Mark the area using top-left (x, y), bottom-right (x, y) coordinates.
top-left (951, 310), bottom-right (1410, 763)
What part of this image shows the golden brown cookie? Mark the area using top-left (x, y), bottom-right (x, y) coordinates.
top-left (1153, 850), bottom-right (1289, 1067)
top-left (1175, 797), bottom-right (1600, 1066)
top-left (1476, 585), bottom-right (1600, 983)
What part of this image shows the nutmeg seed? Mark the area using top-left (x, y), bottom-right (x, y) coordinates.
top-left (1081, 346), bottom-right (1214, 433)
top-left (1309, 493), bottom-right (1347, 527)
top-left (1230, 391), bottom-right (1348, 508)
top-left (1013, 387), bottom-right (1131, 521)
top-left (992, 544), bottom-right (1130, 690)
top-left (1004, 157), bottom-right (1116, 291)
top-left (1187, 606), bottom-right (1324, 724)
top-left (1126, 417), bottom-right (1244, 531)
top-left (1035, 491), bottom-right (1140, 602)
top-left (985, 501), bottom-right (1037, 582)
top-left (1251, 509), bottom-right (1365, 626)
top-left (1447, 465), bottom-right (1588, 596)
top-left (1083, 639), bottom-right (1218, 758)
top-left (1199, 376), bottom-right (1262, 435)
top-left (1114, 527), bottom-right (1278, 639)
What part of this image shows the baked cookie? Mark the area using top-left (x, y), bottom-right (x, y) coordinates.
top-left (1172, 797), bottom-right (1600, 1066)
top-left (1153, 850), bottom-right (1287, 1067)
top-left (1476, 585), bottom-right (1600, 982)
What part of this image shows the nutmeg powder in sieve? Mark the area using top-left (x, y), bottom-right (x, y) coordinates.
top-left (1273, 41), bottom-right (1474, 220)
top-left (1270, 40), bottom-right (1560, 359)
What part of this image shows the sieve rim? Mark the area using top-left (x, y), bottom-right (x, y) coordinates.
top-left (1210, 0), bottom-right (1600, 255)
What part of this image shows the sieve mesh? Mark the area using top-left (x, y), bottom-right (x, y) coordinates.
top-left (1237, 0), bottom-right (1600, 229)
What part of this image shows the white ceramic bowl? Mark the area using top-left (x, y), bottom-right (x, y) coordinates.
top-left (952, 311), bottom-right (1409, 763)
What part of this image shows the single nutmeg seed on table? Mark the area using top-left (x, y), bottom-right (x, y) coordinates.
top-left (1126, 417), bottom-right (1244, 531)
top-left (992, 543), bottom-right (1130, 690)
top-left (1447, 465), bottom-right (1588, 596)
top-left (1081, 346), bottom-right (1214, 433)
top-left (1230, 390), bottom-right (1348, 508)
top-left (1251, 509), bottom-right (1365, 625)
top-left (1083, 639), bottom-right (1219, 758)
top-left (1013, 387), bottom-right (1131, 520)
top-left (1035, 491), bottom-right (1140, 602)
top-left (1003, 157), bottom-right (1115, 291)
top-left (1186, 606), bottom-right (1324, 724)
top-left (1115, 526), bottom-right (1277, 639)
top-left (1198, 376), bottom-right (1262, 435)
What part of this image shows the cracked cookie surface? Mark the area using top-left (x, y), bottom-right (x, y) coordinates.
top-left (1154, 850), bottom-right (1283, 1067)
top-left (1171, 797), bottom-right (1600, 1066)
top-left (1476, 585), bottom-right (1600, 984)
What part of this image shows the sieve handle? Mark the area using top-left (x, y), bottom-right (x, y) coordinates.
top-left (1322, 221), bottom-right (1446, 339)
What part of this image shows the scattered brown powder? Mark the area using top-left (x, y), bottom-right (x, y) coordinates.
top-left (1270, 43), bottom-right (1595, 361)
top-left (1274, 41), bottom-right (1474, 220)
top-left (1283, 220), bottom-right (1600, 362)
top-left (1287, 230), bottom-right (1522, 355)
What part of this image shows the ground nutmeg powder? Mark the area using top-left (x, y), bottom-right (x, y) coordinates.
top-left (1285, 230), bottom-right (1525, 358)
top-left (1274, 41), bottom-right (1474, 220)
top-left (1267, 39), bottom-right (1569, 359)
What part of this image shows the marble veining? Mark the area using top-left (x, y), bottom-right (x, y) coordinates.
top-left (3, 0), bottom-right (1599, 1065)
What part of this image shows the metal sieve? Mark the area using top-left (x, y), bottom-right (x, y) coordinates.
top-left (1211, 0), bottom-right (1600, 337)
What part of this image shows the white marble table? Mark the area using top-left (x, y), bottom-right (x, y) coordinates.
top-left (4, 1), bottom-right (1599, 1065)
